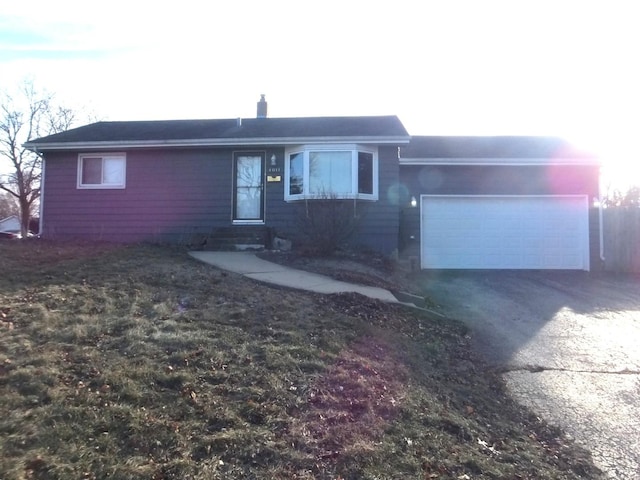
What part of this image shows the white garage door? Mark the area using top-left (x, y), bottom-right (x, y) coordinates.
top-left (421, 195), bottom-right (590, 270)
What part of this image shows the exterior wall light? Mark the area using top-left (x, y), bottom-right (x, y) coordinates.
top-left (410, 196), bottom-right (417, 208)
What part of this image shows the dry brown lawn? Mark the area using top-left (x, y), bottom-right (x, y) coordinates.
top-left (0, 241), bottom-right (602, 479)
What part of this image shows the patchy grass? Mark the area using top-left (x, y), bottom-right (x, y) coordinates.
top-left (0, 242), bottom-right (602, 479)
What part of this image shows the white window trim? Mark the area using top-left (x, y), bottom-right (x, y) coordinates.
top-left (284, 144), bottom-right (378, 201)
top-left (77, 153), bottom-right (127, 189)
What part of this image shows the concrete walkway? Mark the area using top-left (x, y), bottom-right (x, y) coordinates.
top-left (189, 251), bottom-right (400, 304)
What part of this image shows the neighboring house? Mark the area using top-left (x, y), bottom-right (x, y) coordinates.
top-left (0, 215), bottom-right (20, 232)
top-left (24, 98), bottom-right (601, 270)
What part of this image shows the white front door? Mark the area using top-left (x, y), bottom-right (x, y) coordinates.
top-left (233, 153), bottom-right (264, 222)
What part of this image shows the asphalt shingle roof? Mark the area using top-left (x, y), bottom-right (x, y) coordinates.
top-left (26, 116), bottom-right (409, 148)
top-left (27, 117), bottom-right (594, 161)
top-left (401, 135), bottom-right (590, 159)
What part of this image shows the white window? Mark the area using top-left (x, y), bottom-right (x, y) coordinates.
top-left (77, 153), bottom-right (126, 189)
top-left (285, 145), bottom-right (378, 200)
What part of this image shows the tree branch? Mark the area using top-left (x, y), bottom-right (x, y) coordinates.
top-left (1, 80), bottom-right (77, 236)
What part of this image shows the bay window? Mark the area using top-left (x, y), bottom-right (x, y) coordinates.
top-left (285, 145), bottom-right (378, 200)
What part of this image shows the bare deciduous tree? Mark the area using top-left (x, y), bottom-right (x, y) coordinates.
top-left (0, 80), bottom-right (76, 237)
top-left (602, 185), bottom-right (640, 208)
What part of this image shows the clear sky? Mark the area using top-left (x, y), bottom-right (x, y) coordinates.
top-left (1, 0), bottom-right (638, 189)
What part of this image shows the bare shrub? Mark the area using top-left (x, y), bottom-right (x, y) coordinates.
top-left (295, 194), bottom-right (367, 256)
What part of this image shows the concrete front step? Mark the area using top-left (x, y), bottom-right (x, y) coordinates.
top-left (193, 226), bottom-right (271, 251)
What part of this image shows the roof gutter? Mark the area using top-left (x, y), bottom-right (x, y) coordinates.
top-left (24, 135), bottom-right (411, 152)
top-left (399, 157), bottom-right (602, 166)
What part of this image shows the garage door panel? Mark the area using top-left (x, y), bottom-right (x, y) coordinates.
top-left (421, 195), bottom-right (589, 270)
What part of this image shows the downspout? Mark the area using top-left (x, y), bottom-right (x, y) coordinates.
top-left (599, 197), bottom-right (605, 266)
top-left (598, 171), bottom-right (605, 268)
top-left (30, 144), bottom-right (45, 237)
top-left (39, 154), bottom-right (45, 237)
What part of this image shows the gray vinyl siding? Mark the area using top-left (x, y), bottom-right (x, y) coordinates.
top-left (354, 145), bottom-right (400, 254)
top-left (261, 145), bottom-right (400, 255)
top-left (41, 145), bottom-right (402, 255)
top-left (261, 149), bottom-right (288, 233)
top-left (399, 164), bottom-right (601, 267)
top-left (400, 164), bottom-right (600, 197)
top-left (43, 149), bottom-right (237, 242)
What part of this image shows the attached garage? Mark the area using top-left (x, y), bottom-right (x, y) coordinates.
top-left (398, 136), bottom-right (601, 271)
top-left (420, 195), bottom-right (590, 270)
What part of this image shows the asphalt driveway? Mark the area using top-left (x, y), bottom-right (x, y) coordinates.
top-left (417, 270), bottom-right (640, 479)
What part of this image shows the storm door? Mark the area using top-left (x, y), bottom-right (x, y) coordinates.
top-left (233, 152), bottom-right (264, 222)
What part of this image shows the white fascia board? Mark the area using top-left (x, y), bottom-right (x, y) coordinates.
top-left (25, 135), bottom-right (410, 151)
top-left (400, 156), bottom-right (601, 166)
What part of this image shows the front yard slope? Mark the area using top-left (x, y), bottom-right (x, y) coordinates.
top-left (0, 243), bottom-right (602, 479)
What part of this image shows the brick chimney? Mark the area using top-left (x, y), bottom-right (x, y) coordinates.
top-left (257, 94), bottom-right (268, 118)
